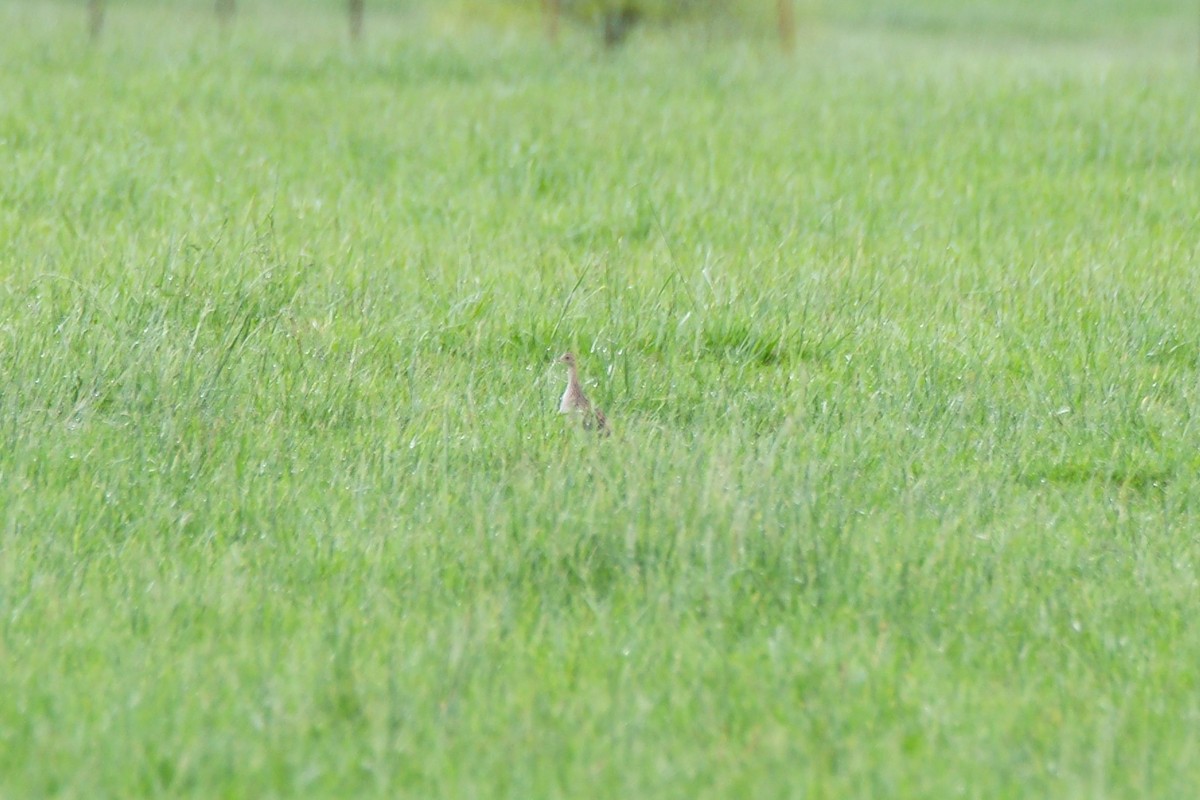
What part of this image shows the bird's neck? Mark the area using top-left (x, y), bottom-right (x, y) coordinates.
top-left (566, 364), bottom-right (581, 388)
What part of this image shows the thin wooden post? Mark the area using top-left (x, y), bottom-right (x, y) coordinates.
top-left (543, 0), bottom-right (560, 43)
top-left (88, 0), bottom-right (105, 41)
top-left (777, 0), bottom-right (796, 53)
top-left (216, 0), bottom-right (235, 35)
top-left (348, 0), bottom-right (364, 42)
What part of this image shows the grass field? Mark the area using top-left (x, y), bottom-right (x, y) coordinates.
top-left (2, 0), bottom-right (1200, 796)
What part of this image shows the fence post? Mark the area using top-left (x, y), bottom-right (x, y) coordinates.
top-left (88, 0), bottom-right (105, 41)
top-left (777, 0), bottom-right (796, 53)
top-left (543, 0), bottom-right (560, 43)
top-left (216, 0), bottom-right (235, 36)
top-left (348, 0), bottom-right (364, 42)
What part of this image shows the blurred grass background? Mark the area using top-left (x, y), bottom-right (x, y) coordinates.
top-left (3, 0), bottom-right (1200, 797)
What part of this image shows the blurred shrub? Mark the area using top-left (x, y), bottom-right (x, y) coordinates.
top-left (548, 0), bottom-right (788, 38)
top-left (565, 0), bottom-right (729, 24)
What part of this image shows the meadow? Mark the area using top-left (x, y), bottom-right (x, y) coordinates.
top-left (2, 0), bottom-right (1200, 796)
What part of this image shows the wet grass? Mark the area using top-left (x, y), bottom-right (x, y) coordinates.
top-left (2, 0), bottom-right (1200, 797)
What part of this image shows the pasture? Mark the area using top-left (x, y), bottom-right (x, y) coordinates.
top-left (2, 0), bottom-right (1199, 796)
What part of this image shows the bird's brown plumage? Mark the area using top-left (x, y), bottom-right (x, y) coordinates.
top-left (558, 352), bottom-right (610, 435)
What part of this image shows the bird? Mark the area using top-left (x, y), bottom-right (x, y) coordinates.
top-left (557, 352), bottom-right (610, 435)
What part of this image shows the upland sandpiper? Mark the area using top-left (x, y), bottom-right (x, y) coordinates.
top-left (558, 352), bottom-right (610, 435)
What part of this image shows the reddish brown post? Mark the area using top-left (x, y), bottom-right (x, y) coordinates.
top-left (543, 0), bottom-right (561, 43)
top-left (88, 0), bottom-right (105, 41)
top-left (348, 0), bottom-right (364, 42)
top-left (777, 0), bottom-right (796, 53)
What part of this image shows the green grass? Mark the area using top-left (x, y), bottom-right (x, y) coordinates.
top-left (3, 0), bottom-right (1200, 796)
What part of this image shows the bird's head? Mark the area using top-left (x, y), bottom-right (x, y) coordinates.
top-left (558, 352), bottom-right (577, 366)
